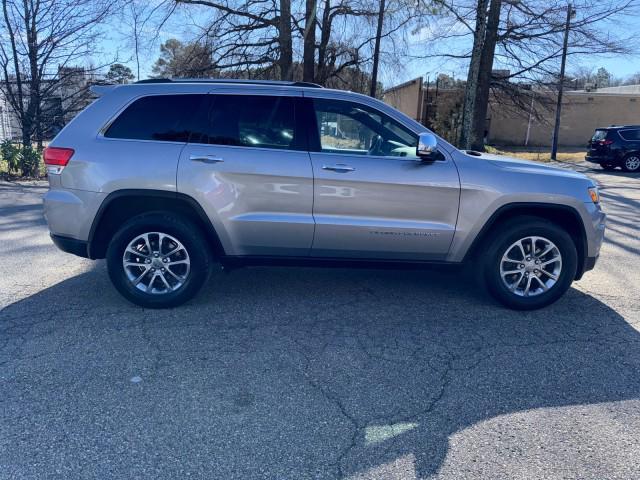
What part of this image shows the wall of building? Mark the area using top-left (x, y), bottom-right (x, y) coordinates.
top-left (0, 66), bottom-right (96, 143)
top-left (489, 92), bottom-right (640, 147)
top-left (383, 79), bottom-right (640, 148)
top-left (383, 78), bottom-right (423, 122)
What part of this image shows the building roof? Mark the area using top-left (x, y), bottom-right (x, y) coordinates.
top-left (570, 84), bottom-right (640, 95)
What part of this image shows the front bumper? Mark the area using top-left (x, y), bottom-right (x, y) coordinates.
top-left (50, 234), bottom-right (89, 258)
top-left (575, 203), bottom-right (606, 279)
top-left (576, 254), bottom-right (599, 280)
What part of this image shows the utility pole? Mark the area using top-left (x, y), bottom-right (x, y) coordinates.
top-left (551, 4), bottom-right (575, 160)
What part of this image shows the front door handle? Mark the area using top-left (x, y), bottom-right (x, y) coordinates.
top-left (322, 164), bottom-right (355, 173)
top-left (190, 154), bottom-right (224, 164)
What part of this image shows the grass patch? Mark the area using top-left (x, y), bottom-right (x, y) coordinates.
top-left (485, 146), bottom-right (585, 164)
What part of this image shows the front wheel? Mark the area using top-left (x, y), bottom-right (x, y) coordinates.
top-left (482, 218), bottom-right (577, 310)
top-left (107, 213), bottom-right (211, 308)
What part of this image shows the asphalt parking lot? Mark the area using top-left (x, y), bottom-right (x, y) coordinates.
top-left (1, 162), bottom-right (639, 480)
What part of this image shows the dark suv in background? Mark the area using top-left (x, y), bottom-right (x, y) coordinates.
top-left (586, 125), bottom-right (640, 172)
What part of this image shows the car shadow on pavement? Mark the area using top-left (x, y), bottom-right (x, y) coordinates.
top-left (2, 263), bottom-right (639, 479)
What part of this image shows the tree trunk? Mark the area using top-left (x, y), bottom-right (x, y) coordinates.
top-left (469, 0), bottom-right (501, 151)
top-left (278, 0), bottom-right (293, 80)
top-left (369, 0), bottom-right (385, 98)
top-left (459, 0), bottom-right (488, 149)
top-left (25, 0), bottom-right (40, 151)
top-left (303, 0), bottom-right (316, 82)
top-left (21, 119), bottom-right (31, 150)
top-left (2, 0), bottom-right (25, 142)
top-left (317, 0), bottom-right (331, 84)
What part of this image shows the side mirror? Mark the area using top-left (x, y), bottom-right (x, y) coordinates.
top-left (416, 132), bottom-right (439, 160)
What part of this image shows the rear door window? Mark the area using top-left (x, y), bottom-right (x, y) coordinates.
top-left (618, 129), bottom-right (640, 141)
top-left (189, 94), bottom-right (300, 150)
top-left (105, 94), bottom-right (207, 142)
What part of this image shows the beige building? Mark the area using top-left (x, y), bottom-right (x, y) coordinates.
top-left (384, 78), bottom-right (640, 148)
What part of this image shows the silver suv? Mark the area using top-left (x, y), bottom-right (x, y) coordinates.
top-left (43, 79), bottom-right (606, 310)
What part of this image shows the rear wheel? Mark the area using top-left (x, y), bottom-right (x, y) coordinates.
top-left (482, 218), bottom-right (577, 310)
top-left (622, 154), bottom-right (640, 172)
top-left (107, 213), bottom-right (211, 308)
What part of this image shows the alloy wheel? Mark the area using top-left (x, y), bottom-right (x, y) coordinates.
top-left (122, 232), bottom-right (191, 294)
top-left (625, 156), bottom-right (640, 171)
top-left (499, 236), bottom-right (562, 297)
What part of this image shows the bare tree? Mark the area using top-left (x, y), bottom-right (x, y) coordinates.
top-left (369, 0), bottom-right (386, 97)
top-left (303, 0), bottom-right (317, 81)
top-left (279, 0), bottom-right (294, 79)
top-left (428, 0), bottom-right (639, 150)
top-left (128, 0), bottom-right (151, 81)
top-left (116, 0), bottom-right (177, 81)
top-left (174, 0), bottom-right (294, 80)
top-left (0, 0), bottom-right (114, 150)
top-left (622, 71), bottom-right (640, 85)
top-left (168, 0), bottom-right (423, 92)
top-left (459, 0), bottom-right (489, 149)
top-left (152, 38), bottom-right (218, 78)
top-left (449, 0), bottom-right (502, 150)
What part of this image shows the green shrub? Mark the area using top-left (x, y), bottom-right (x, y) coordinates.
top-left (1, 140), bottom-right (20, 174)
top-left (20, 146), bottom-right (42, 177)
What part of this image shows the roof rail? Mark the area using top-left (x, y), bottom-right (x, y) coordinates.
top-left (135, 79), bottom-right (169, 84)
top-left (135, 78), bottom-right (323, 88)
top-left (292, 81), bottom-right (323, 88)
top-left (89, 84), bottom-right (117, 96)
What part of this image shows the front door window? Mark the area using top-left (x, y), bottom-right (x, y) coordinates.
top-left (313, 98), bottom-right (418, 159)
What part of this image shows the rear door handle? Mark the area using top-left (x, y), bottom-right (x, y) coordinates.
top-left (322, 164), bottom-right (355, 173)
top-left (190, 154), bottom-right (224, 164)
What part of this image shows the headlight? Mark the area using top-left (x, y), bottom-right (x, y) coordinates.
top-left (588, 186), bottom-right (600, 204)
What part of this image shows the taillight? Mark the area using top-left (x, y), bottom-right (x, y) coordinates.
top-left (598, 139), bottom-right (614, 146)
top-left (43, 147), bottom-right (74, 174)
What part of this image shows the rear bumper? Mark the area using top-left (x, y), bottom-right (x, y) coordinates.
top-left (43, 187), bottom-right (105, 241)
top-left (585, 155), bottom-right (603, 164)
top-left (585, 154), bottom-right (618, 165)
top-left (50, 234), bottom-right (89, 258)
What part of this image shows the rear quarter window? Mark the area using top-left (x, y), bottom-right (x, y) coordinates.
top-left (618, 129), bottom-right (640, 141)
top-left (105, 94), bottom-right (207, 142)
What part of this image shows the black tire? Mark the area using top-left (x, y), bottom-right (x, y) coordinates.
top-left (601, 164), bottom-right (616, 171)
top-left (106, 212), bottom-right (211, 308)
top-left (622, 154), bottom-right (640, 173)
top-left (482, 217), bottom-right (578, 310)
